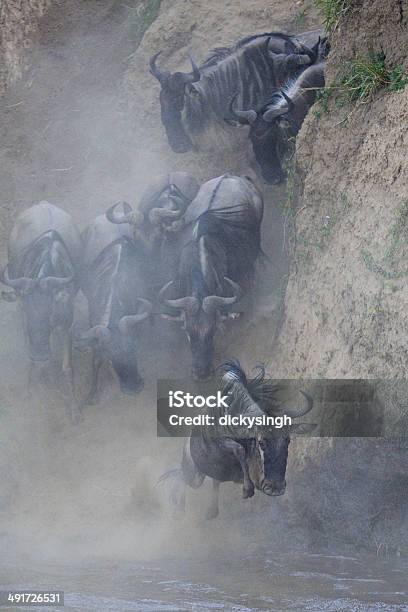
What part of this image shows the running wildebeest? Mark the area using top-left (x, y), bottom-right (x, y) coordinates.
top-left (77, 211), bottom-right (153, 402)
top-left (229, 38), bottom-right (327, 183)
top-left (106, 172), bottom-right (200, 290)
top-left (158, 174), bottom-right (264, 381)
top-left (150, 31), bottom-right (322, 154)
top-left (0, 201), bottom-right (81, 420)
top-left (160, 360), bottom-right (316, 519)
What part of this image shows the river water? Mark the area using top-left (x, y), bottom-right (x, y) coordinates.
top-left (1, 550), bottom-right (407, 611)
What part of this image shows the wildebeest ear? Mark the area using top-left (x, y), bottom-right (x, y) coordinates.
top-left (1, 290), bottom-right (17, 302)
top-left (290, 423), bottom-right (317, 435)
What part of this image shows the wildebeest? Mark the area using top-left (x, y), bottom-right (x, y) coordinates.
top-left (78, 212), bottom-right (153, 401)
top-left (105, 172), bottom-right (200, 290)
top-left (160, 360), bottom-right (315, 519)
top-left (150, 31), bottom-right (322, 153)
top-left (229, 39), bottom-right (327, 183)
top-left (158, 174), bottom-right (263, 380)
top-left (0, 201), bottom-right (81, 418)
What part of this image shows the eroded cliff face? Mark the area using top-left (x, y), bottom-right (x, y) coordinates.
top-left (270, 0), bottom-right (408, 378)
top-left (267, 0), bottom-right (408, 553)
top-left (0, 0), bottom-right (52, 93)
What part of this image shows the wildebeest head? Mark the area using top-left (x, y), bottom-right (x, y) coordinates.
top-left (229, 93), bottom-right (294, 185)
top-left (75, 298), bottom-right (153, 394)
top-left (159, 278), bottom-right (242, 381)
top-left (150, 51), bottom-right (201, 153)
top-left (106, 172), bottom-right (199, 237)
top-left (221, 362), bottom-right (315, 496)
top-left (1, 265), bottom-right (74, 361)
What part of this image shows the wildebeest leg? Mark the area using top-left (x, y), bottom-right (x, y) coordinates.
top-left (84, 349), bottom-right (103, 406)
top-left (205, 479), bottom-right (220, 520)
top-left (222, 438), bottom-right (254, 499)
top-left (61, 330), bottom-right (81, 423)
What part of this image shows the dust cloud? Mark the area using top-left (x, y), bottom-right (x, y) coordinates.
top-left (1, 0), bottom-right (408, 609)
top-left (0, 0), bottom-right (286, 568)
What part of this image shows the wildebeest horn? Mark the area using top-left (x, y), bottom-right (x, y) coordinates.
top-left (149, 51), bottom-right (170, 83)
top-left (106, 201), bottom-right (134, 224)
top-left (202, 278), bottom-right (242, 314)
top-left (118, 299), bottom-right (153, 332)
top-left (0, 265), bottom-right (37, 293)
top-left (229, 94), bottom-right (257, 125)
top-left (159, 280), bottom-right (200, 315)
top-left (39, 275), bottom-right (74, 291)
top-left (184, 53), bottom-right (201, 83)
top-left (279, 390), bottom-right (314, 418)
top-left (262, 91), bottom-right (294, 122)
top-left (148, 207), bottom-right (183, 226)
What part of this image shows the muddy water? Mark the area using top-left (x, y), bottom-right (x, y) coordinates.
top-left (1, 552), bottom-right (407, 611)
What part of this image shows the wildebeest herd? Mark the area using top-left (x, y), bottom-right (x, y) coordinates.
top-left (1, 28), bottom-right (325, 514)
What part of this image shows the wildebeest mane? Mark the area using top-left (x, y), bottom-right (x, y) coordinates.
top-left (194, 204), bottom-right (263, 270)
top-left (19, 230), bottom-right (74, 279)
top-left (185, 32), bottom-right (304, 135)
top-left (200, 32), bottom-right (301, 69)
top-left (219, 359), bottom-right (282, 416)
top-left (176, 204), bottom-right (262, 299)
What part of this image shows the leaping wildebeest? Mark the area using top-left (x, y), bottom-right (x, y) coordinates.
top-left (150, 31), bottom-right (322, 155)
top-left (78, 211), bottom-right (153, 402)
top-left (0, 201), bottom-right (81, 420)
top-left (158, 174), bottom-right (264, 381)
top-left (229, 38), bottom-right (327, 183)
top-left (160, 360), bottom-right (316, 519)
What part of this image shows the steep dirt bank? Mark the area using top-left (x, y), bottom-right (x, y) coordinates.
top-left (268, 0), bottom-right (408, 552)
top-left (0, 0), bottom-right (53, 93)
top-left (271, 0), bottom-right (408, 379)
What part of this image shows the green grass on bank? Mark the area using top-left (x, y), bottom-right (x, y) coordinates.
top-left (315, 53), bottom-right (408, 116)
top-left (314, 0), bottom-right (352, 32)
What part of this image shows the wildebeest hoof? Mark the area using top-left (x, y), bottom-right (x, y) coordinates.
top-left (205, 506), bottom-right (219, 520)
top-left (242, 483), bottom-right (255, 499)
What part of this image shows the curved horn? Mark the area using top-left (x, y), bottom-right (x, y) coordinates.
top-left (106, 201), bottom-right (134, 225)
top-left (277, 390), bottom-right (314, 419)
top-left (0, 266), bottom-right (37, 293)
top-left (158, 280), bottom-right (200, 315)
top-left (149, 51), bottom-right (170, 83)
top-left (202, 277), bottom-right (242, 314)
top-left (182, 53), bottom-right (201, 84)
top-left (148, 207), bottom-right (183, 226)
top-left (229, 94), bottom-right (257, 125)
top-left (39, 275), bottom-right (74, 291)
top-left (262, 91), bottom-right (294, 123)
top-left (118, 299), bottom-right (153, 332)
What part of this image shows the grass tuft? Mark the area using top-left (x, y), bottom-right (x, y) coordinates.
top-left (338, 53), bottom-right (408, 104)
top-left (314, 0), bottom-right (352, 32)
top-left (315, 53), bottom-right (408, 116)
